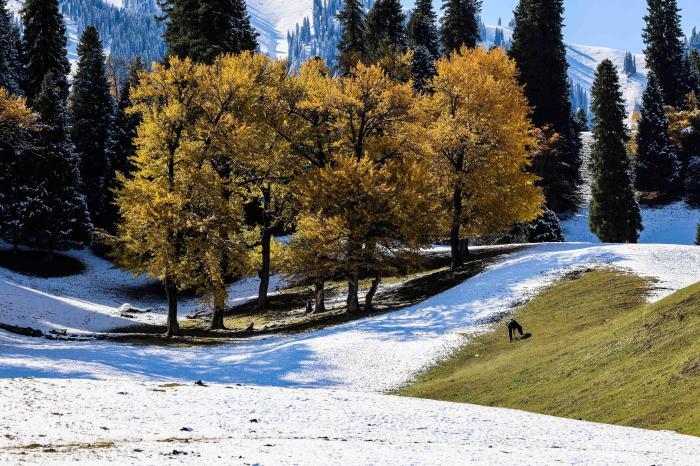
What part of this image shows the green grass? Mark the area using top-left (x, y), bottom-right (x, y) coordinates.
top-left (399, 270), bottom-right (700, 436)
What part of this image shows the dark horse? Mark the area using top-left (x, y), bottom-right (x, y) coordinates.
top-left (507, 319), bottom-right (525, 342)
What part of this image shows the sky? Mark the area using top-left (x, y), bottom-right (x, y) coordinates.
top-left (400, 0), bottom-right (700, 53)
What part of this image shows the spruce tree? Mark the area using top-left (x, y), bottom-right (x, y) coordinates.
top-left (25, 72), bottom-right (91, 254)
top-left (408, 0), bottom-right (439, 90)
top-left (574, 107), bottom-right (589, 132)
top-left (104, 57), bottom-right (145, 233)
top-left (0, 0), bottom-right (21, 95)
top-left (366, 0), bottom-right (406, 61)
top-left (589, 60), bottom-right (642, 243)
top-left (159, 0), bottom-right (258, 64)
top-left (643, 0), bottom-right (691, 107)
top-left (337, 0), bottom-right (367, 75)
top-left (509, 0), bottom-right (580, 213)
top-left (70, 26), bottom-right (114, 230)
top-left (634, 72), bottom-right (681, 198)
top-left (20, 0), bottom-right (71, 103)
top-left (440, 0), bottom-right (482, 55)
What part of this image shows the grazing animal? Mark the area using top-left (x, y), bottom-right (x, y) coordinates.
top-left (507, 319), bottom-right (524, 342)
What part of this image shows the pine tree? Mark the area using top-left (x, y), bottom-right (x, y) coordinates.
top-left (634, 72), bottom-right (681, 198)
top-left (589, 60), bottom-right (642, 243)
top-left (408, 0), bottom-right (439, 90)
top-left (337, 0), bottom-right (367, 75)
top-left (104, 57), bottom-right (145, 233)
top-left (20, 0), bottom-right (71, 104)
top-left (0, 89), bottom-right (38, 248)
top-left (70, 26), bottom-right (114, 230)
top-left (643, 0), bottom-right (691, 107)
top-left (25, 72), bottom-right (92, 255)
top-left (366, 0), bottom-right (406, 61)
top-left (509, 0), bottom-right (580, 213)
top-left (159, 0), bottom-right (258, 64)
top-left (688, 48), bottom-right (700, 95)
top-left (623, 52), bottom-right (637, 76)
top-left (440, 0), bottom-right (482, 55)
top-left (0, 0), bottom-right (21, 95)
top-left (575, 107), bottom-right (589, 132)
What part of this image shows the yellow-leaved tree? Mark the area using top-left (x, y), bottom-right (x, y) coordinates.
top-left (420, 46), bottom-right (543, 268)
top-left (292, 62), bottom-right (440, 313)
top-left (113, 58), bottom-right (249, 336)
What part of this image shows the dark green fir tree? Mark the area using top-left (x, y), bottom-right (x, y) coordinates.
top-left (159, 0), bottom-right (258, 64)
top-left (634, 72), bottom-right (681, 198)
top-left (643, 0), bottom-right (691, 107)
top-left (104, 57), bottom-right (145, 233)
top-left (70, 26), bottom-right (114, 230)
top-left (408, 0), bottom-right (439, 90)
top-left (440, 0), bottom-right (482, 55)
top-left (20, 0), bottom-right (71, 103)
top-left (509, 0), bottom-right (580, 213)
top-left (574, 107), bottom-right (589, 132)
top-left (337, 0), bottom-right (367, 75)
top-left (366, 0), bottom-right (406, 61)
top-left (25, 72), bottom-right (92, 255)
top-left (589, 59), bottom-right (642, 243)
top-left (0, 0), bottom-right (21, 94)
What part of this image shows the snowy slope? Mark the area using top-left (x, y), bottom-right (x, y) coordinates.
top-left (1, 243), bottom-right (700, 462)
top-left (247, 0), bottom-right (312, 56)
top-left (567, 44), bottom-right (647, 116)
top-left (1, 378), bottom-right (700, 464)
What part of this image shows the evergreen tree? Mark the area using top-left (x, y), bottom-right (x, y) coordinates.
top-left (643, 0), bottom-right (691, 107)
top-left (408, 0), bottom-right (439, 90)
top-left (70, 26), bottom-right (114, 230)
top-left (20, 0), bottom-right (71, 103)
top-left (574, 107), bottom-right (589, 132)
top-left (509, 0), bottom-right (580, 213)
top-left (589, 60), bottom-right (642, 243)
top-left (366, 0), bottom-right (406, 61)
top-left (337, 0), bottom-right (367, 75)
top-left (0, 0), bottom-right (21, 95)
top-left (0, 89), bottom-right (38, 249)
top-left (159, 0), bottom-right (258, 64)
top-left (634, 72), bottom-right (681, 197)
top-left (440, 0), bottom-right (482, 55)
top-left (102, 58), bottom-right (144, 234)
top-left (687, 48), bottom-right (700, 96)
top-left (623, 51), bottom-right (637, 76)
top-left (696, 222), bottom-right (700, 245)
top-left (25, 72), bottom-right (92, 254)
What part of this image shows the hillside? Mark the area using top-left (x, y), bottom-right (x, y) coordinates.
top-left (401, 270), bottom-right (700, 435)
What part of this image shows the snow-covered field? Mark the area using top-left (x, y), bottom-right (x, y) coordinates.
top-left (2, 378), bottom-right (700, 465)
top-left (2, 243), bottom-right (700, 463)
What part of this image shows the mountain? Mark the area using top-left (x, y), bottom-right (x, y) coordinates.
top-left (7, 0), bottom-right (646, 116)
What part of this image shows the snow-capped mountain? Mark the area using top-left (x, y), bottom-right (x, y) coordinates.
top-left (7, 0), bottom-right (646, 116)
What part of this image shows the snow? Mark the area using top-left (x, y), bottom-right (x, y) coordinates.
top-left (247, 0), bottom-right (313, 57)
top-left (0, 246), bottom-right (285, 334)
top-left (567, 44), bottom-right (647, 118)
top-left (2, 378), bottom-right (700, 465)
top-left (2, 242), bottom-right (699, 461)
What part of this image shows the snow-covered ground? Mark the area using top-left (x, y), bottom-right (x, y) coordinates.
top-left (0, 247), bottom-right (285, 334)
top-left (2, 378), bottom-right (700, 465)
top-left (1, 243), bottom-right (700, 463)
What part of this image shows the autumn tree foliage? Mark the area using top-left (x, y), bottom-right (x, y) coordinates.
top-left (112, 58), bottom-right (250, 335)
top-left (420, 46), bottom-right (543, 268)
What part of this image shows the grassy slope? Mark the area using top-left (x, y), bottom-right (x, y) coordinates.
top-left (400, 270), bottom-right (700, 436)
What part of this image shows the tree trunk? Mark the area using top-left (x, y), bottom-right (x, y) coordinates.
top-left (314, 281), bottom-right (326, 313)
top-left (365, 272), bottom-right (381, 311)
top-left (450, 185), bottom-right (464, 269)
top-left (459, 238), bottom-right (469, 261)
top-left (164, 279), bottom-right (180, 336)
top-left (257, 187), bottom-right (272, 311)
top-left (347, 270), bottom-right (360, 313)
top-left (209, 291), bottom-right (226, 330)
